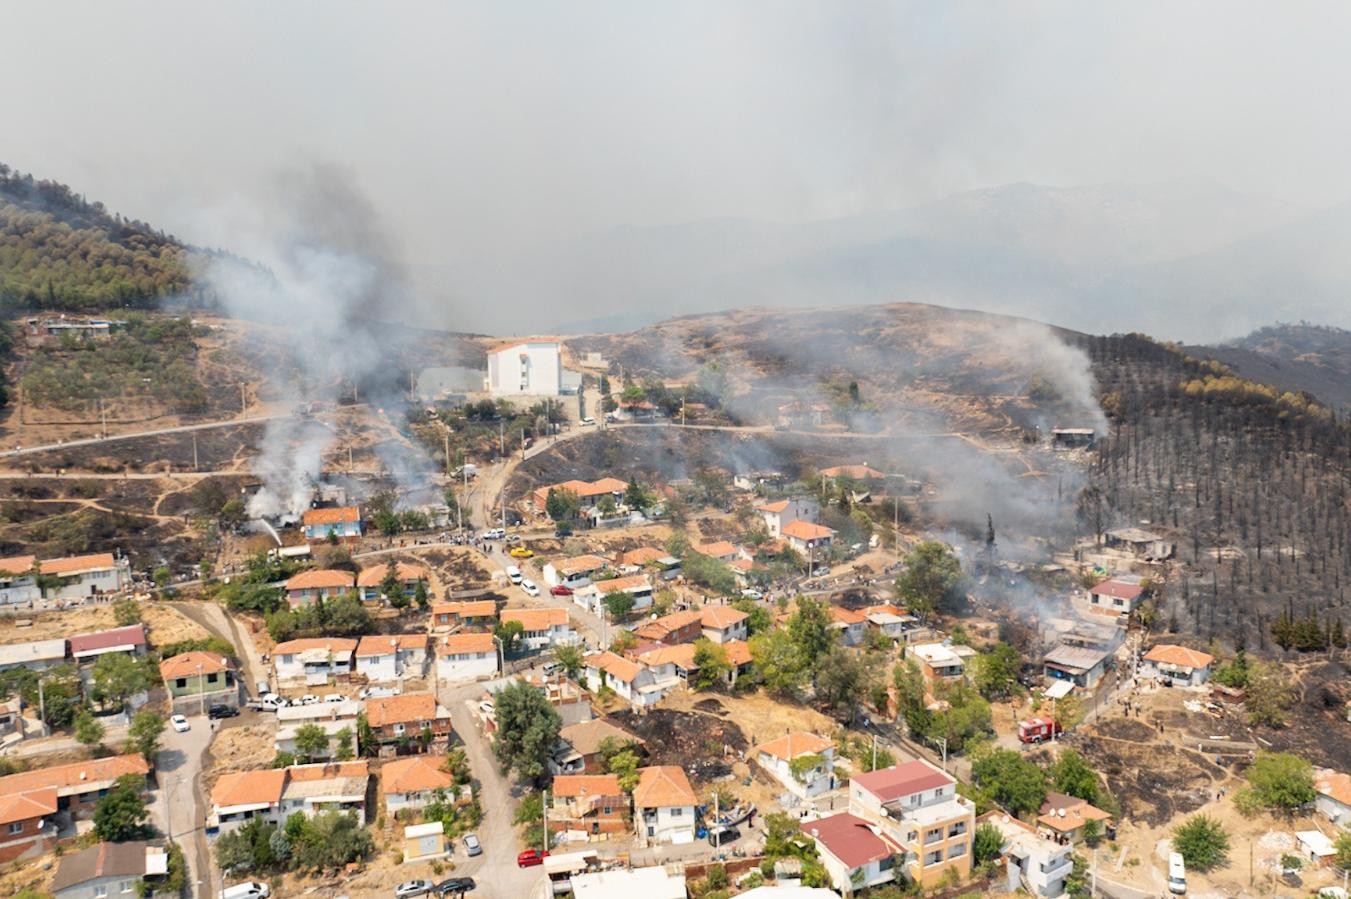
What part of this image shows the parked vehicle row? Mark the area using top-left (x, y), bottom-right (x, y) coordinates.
top-left (394, 876), bottom-right (477, 897)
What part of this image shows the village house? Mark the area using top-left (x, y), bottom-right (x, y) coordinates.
top-left (634, 644), bottom-right (697, 685)
top-left (700, 605), bottom-right (750, 643)
top-left (381, 755), bottom-right (456, 814)
top-left (485, 340), bottom-right (562, 396)
top-left (429, 600), bottom-right (497, 632)
top-left (864, 604), bottom-right (918, 641)
top-left (273, 701), bottom-right (361, 757)
top-left (0, 555), bottom-right (40, 606)
top-left (0, 638), bottom-right (68, 673)
top-left (1103, 527), bottom-right (1173, 560)
top-left (1042, 645), bottom-right (1111, 690)
top-left (356, 561), bottom-right (427, 602)
top-left (553, 718), bottom-right (646, 775)
top-left (980, 811), bottom-right (1074, 898)
top-left (733, 469), bottom-right (786, 492)
top-left (208, 761), bottom-right (371, 834)
top-left (724, 641), bottom-right (754, 685)
top-left (1036, 792), bottom-right (1112, 845)
top-left (576, 574), bottom-right (654, 617)
top-left (51, 841), bottom-right (169, 899)
top-left (846, 759), bottom-right (975, 888)
top-left (284, 569), bottom-right (356, 608)
top-left (615, 546), bottom-right (681, 580)
top-left (69, 624), bottom-right (147, 664)
top-left (756, 497), bottom-right (821, 538)
top-left (302, 506), bottom-right (363, 542)
top-left (159, 651), bottom-right (238, 715)
top-left (403, 821), bottom-right (452, 863)
top-left (1086, 576), bottom-right (1147, 616)
top-left (0, 695), bottom-right (19, 736)
top-left (781, 520), bottom-right (836, 555)
top-left (543, 554), bottom-right (611, 589)
top-left (275, 718), bottom-right (350, 760)
top-left (365, 693), bottom-right (453, 753)
top-left (500, 607), bottom-right (579, 651)
top-left (820, 464), bottom-right (885, 482)
top-left (37, 553), bottom-right (133, 602)
top-left (272, 637), bottom-right (358, 686)
top-left (0, 755), bottom-right (149, 853)
top-left (549, 774), bottom-right (627, 836)
top-left (531, 478), bottom-right (628, 513)
top-left (355, 634), bottom-right (431, 684)
top-left (633, 766), bottom-right (698, 845)
top-left (830, 606), bottom-right (868, 646)
top-left (1141, 644), bottom-right (1215, 686)
top-left (1314, 769), bottom-right (1351, 827)
top-left (583, 652), bottom-right (675, 709)
top-left (755, 732), bottom-right (836, 800)
top-left (437, 632), bottom-right (499, 682)
top-left (802, 811), bottom-right (902, 894)
top-left (633, 610), bottom-right (703, 646)
top-left (694, 540), bottom-right (739, 562)
top-left (909, 643), bottom-right (966, 687)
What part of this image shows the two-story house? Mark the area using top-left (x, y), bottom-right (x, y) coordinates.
top-left (781, 520), bottom-right (836, 555)
top-left (756, 497), bottom-right (820, 538)
top-left (981, 812), bottom-right (1074, 898)
top-left (499, 608), bottom-right (578, 651)
top-left (553, 719), bottom-right (647, 775)
top-left (51, 841), bottom-right (170, 899)
top-left (159, 651), bottom-right (238, 715)
top-left (0, 789), bottom-right (58, 863)
top-left (864, 604), bottom-right (919, 642)
top-left (633, 610), bottom-right (703, 646)
top-left (355, 635), bottom-right (431, 684)
top-left (272, 637), bottom-right (358, 686)
top-left (429, 600), bottom-right (497, 632)
top-left (583, 652), bottom-right (675, 709)
top-left (909, 643), bottom-right (966, 688)
top-left (302, 506), bottom-right (363, 542)
top-left (366, 693), bottom-right (453, 754)
top-left (700, 606), bottom-right (749, 644)
top-left (578, 575), bottom-right (654, 617)
top-left (1036, 793), bottom-right (1112, 846)
top-left (633, 766), bottom-right (697, 845)
top-left (356, 561), bottom-right (428, 603)
top-left (284, 569), bottom-right (356, 609)
top-left (846, 760), bottom-right (975, 888)
top-left (208, 761), bottom-right (370, 834)
top-left (436, 633), bottom-right (498, 683)
top-left (549, 774), bottom-right (627, 836)
top-left (381, 755), bottom-right (456, 815)
top-left (803, 811), bottom-right (902, 893)
top-left (542, 554), bottom-right (610, 589)
top-left (830, 606), bottom-right (868, 646)
top-left (756, 732), bottom-right (836, 800)
top-left (0, 754), bottom-right (150, 854)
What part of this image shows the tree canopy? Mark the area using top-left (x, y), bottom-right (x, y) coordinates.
top-left (894, 541), bottom-right (963, 620)
top-left (492, 680), bottom-right (562, 782)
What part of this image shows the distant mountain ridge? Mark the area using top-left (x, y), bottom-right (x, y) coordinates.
top-left (1190, 322), bottom-right (1351, 414)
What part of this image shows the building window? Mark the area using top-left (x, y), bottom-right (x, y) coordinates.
top-left (924, 827), bottom-right (943, 845)
top-left (120, 880), bottom-right (135, 893)
top-left (947, 842), bottom-right (967, 859)
top-left (924, 850), bottom-right (943, 867)
top-left (603, 806), bottom-right (613, 815)
top-left (7, 822), bottom-right (21, 834)
top-left (670, 807), bottom-right (683, 816)
top-left (94, 888), bottom-right (108, 899)
top-left (947, 822), bottom-right (967, 838)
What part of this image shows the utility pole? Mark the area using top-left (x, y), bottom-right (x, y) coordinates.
top-left (240, 383), bottom-right (247, 412)
top-left (499, 420), bottom-right (504, 458)
top-left (348, 444), bottom-right (354, 472)
top-left (99, 398), bottom-right (107, 438)
top-left (542, 788), bottom-right (549, 852)
top-left (444, 433), bottom-right (450, 476)
top-left (521, 428), bottom-right (526, 461)
top-left (198, 663), bottom-right (205, 716)
top-left (192, 434), bottom-right (199, 471)
top-left (871, 733), bottom-right (877, 770)
top-left (37, 677), bottom-right (45, 729)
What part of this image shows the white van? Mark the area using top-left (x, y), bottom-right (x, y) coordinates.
top-left (222, 882), bottom-right (271, 899)
top-left (505, 565), bottom-right (523, 584)
top-left (1167, 851), bottom-right (1186, 894)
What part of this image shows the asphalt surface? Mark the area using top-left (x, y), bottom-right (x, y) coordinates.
top-left (152, 714), bottom-right (216, 898)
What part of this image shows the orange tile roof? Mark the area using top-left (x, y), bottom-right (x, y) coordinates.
top-left (1143, 644), bottom-right (1215, 670)
top-left (285, 569), bottom-right (356, 591)
top-left (381, 756), bottom-right (454, 796)
top-left (367, 693), bottom-right (438, 728)
top-left (552, 774), bottom-right (622, 798)
top-left (285, 760), bottom-right (369, 784)
top-left (159, 651), bottom-right (232, 680)
top-left (272, 637), bottom-right (358, 655)
top-left (0, 555), bottom-right (36, 577)
top-left (862, 603), bottom-right (907, 617)
top-left (618, 547), bottom-right (666, 566)
top-left (724, 640), bottom-right (752, 667)
top-left (356, 561), bottom-right (428, 587)
top-left (553, 554), bottom-right (610, 575)
top-left (0, 788), bottom-right (57, 826)
top-left (559, 718), bottom-right (645, 755)
top-left (782, 520), bottom-right (836, 541)
top-left (500, 608), bottom-right (569, 631)
top-left (39, 552), bottom-right (117, 576)
top-left (634, 610), bottom-right (702, 641)
top-left (637, 643), bottom-right (697, 668)
top-left (302, 506), bottom-right (360, 526)
top-left (757, 731), bottom-right (833, 760)
top-left (0, 755), bottom-right (148, 798)
top-left (441, 633), bottom-right (495, 654)
top-left (587, 477), bottom-right (628, 495)
top-left (700, 606), bottom-right (749, 629)
top-left (633, 766), bottom-right (696, 808)
top-left (210, 768), bottom-right (287, 808)
top-left (1315, 768), bottom-right (1351, 807)
top-left (585, 651), bottom-right (643, 683)
top-left (356, 634), bottom-right (429, 657)
top-left (695, 541), bottom-right (738, 558)
top-left (756, 500), bottom-right (790, 514)
top-left (1037, 797), bottom-right (1112, 832)
top-left (830, 606), bottom-right (867, 625)
top-left (433, 600), bottom-right (496, 620)
top-left (592, 574), bottom-right (650, 593)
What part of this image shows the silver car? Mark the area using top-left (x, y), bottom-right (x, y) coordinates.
top-left (462, 833), bottom-right (482, 857)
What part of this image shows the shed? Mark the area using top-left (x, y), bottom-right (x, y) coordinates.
top-left (403, 821), bottom-right (450, 862)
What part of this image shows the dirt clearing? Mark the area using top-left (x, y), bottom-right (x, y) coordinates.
top-left (0, 601), bottom-right (208, 646)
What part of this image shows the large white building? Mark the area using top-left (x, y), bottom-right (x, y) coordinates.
top-left (485, 341), bottom-right (562, 397)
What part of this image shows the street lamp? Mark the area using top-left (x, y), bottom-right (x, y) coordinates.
top-left (197, 663), bottom-right (205, 717)
top-left (492, 634), bottom-right (504, 675)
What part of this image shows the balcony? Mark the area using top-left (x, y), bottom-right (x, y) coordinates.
top-left (1040, 856), bottom-right (1073, 881)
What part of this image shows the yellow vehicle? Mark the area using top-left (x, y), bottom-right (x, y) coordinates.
top-left (509, 546), bottom-right (534, 559)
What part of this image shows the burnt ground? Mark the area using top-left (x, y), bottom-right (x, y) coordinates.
top-left (417, 548), bottom-right (494, 594)
top-left (1212, 658), bottom-right (1351, 771)
top-left (10, 422), bottom-right (269, 474)
top-left (611, 706), bottom-right (749, 784)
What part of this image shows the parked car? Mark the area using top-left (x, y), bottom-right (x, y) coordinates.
top-left (509, 546), bottom-right (534, 558)
top-left (811, 565), bottom-right (830, 577)
top-left (504, 534), bottom-right (521, 544)
top-left (395, 880), bottom-right (434, 898)
top-left (207, 704), bottom-right (239, 720)
top-left (580, 417), bottom-right (596, 426)
top-left (550, 584), bottom-right (573, 596)
top-left (221, 882), bottom-right (271, 899)
top-left (170, 715), bottom-right (190, 733)
top-left (462, 833), bottom-right (482, 857)
top-left (740, 588), bottom-right (763, 599)
top-left (324, 693), bottom-right (345, 703)
top-left (708, 826), bottom-right (740, 847)
top-left (259, 693), bottom-right (286, 711)
top-left (541, 661), bottom-right (563, 677)
top-left (517, 849), bottom-right (550, 867)
top-left (432, 878), bottom-right (476, 896)
top-left (477, 700), bottom-right (495, 717)
top-left (520, 579), bottom-right (540, 597)
top-left (482, 528), bottom-right (505, 540)
top-left (358, 686), bottom-right (402, 700)
top-left (299, 694), bottom-right (321, 705)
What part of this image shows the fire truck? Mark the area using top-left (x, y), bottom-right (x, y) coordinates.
top-left (1017, 717), bottom-right (1063, 743)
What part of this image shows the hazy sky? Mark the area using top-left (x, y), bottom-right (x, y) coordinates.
top-left (8, 2), bottom-right (1351, 334)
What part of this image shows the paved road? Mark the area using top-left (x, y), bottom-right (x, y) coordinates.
top-left (174, 600), bottom-right (269, 692)
top-left (152, 715), bottom-right (216, 899)
top-left (0, 412), bottom-right (290, 459)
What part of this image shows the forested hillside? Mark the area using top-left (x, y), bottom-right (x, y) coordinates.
top-left (1084, 334), bottom-right (1350, 649)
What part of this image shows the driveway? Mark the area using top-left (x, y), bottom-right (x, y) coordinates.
top-left (435, 680), bottom-right (545, 899)
top-left (175, 600), bottom-right (269, 692)
top-left (151, 713), bottom-right (217, 898)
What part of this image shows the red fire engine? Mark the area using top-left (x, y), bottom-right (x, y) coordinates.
top-left (1017, 717), bottom-right (1063, 743)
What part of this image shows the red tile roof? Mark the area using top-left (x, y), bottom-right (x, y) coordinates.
top-left (851, 759), bottom-right (953, 802)
top-left (802, 812), bottom-right (899, 868)
top-left (695, 541), bottom-right (738, 558)
top-left (0, 788), bottom-right (57, 826)
top-left (272, 637), bottom-right (359, 655)
top-left (500, 608), bottom-right (569, 631)
top-left (285, 569), bottom-right (356, 591)
top-left (441, 633), bottom-right (495, 654)
top-left (1090, 577), bottom-right (1144, 600)
top-left (552, 774), bottom-right (622, 798)
top-left (781, 520), bottom-right (836, 541)
top-left (39, 553), bottom-right (117, 576)
top-left (159, 651), bottom-right (232, 680)
top-left (820, 464), bottom-right (885, 480)
top-left (367, 693), bottom-right (439, 728)
top-left (68, 624), bottom-right (147, 656)
top-left (356, 561), bottom-right (427, 587)
top-left (585, 651), bottom-right (642, 683)
top-left (633, 766), bottom-right (696, 808)
top-left (355, 634), bottom-right (429, 657)
top-left (381, 756), bottom-right (454, 796)
top-left (302, 506), bottom-right (360, 526)
top-left (700, 606), bottom-right (749, 629)
top-left (0, 755), bottom-right (148, 797)
top-left (0, 555), bottom-right (36, 577)
top-left (757, 731), bottom-right (833, 761)
top-left (1143, 644), bottom-right (1215, 670)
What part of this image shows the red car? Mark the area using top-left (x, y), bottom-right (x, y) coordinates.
top-left (549, 585), bottom-right (573, 596)
top-left (517, 849), bottom-right (550, 868)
